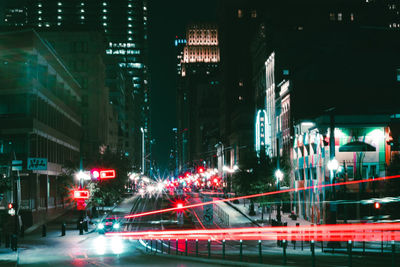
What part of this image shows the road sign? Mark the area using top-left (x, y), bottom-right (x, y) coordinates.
top-left (203, 197), bottom-right (213, 225)
top-left (27, 158), bottom-right (47, 170)
top-left (12, 160), bottom-right (22, 171)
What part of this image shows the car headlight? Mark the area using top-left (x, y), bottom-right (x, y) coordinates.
top-left (113, 223), bottom-right (120, 229)
top-left (98, 223), bottom-right (104, 229)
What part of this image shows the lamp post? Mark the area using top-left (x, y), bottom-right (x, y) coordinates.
top-left (327, 158), bottom-right (339, 199)
top-left (140, 127), bottom-right (145, 175)
top-left (275, 169), bottom-right (284, 223)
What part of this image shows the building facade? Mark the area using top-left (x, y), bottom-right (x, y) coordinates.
top-left (0, 0), bottom-right (151, 173)
top-left (41, 31), bottom-right (115, 160)
top-left (0, 30), bottom-right (82, 226)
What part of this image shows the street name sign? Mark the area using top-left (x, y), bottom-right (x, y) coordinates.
top-left (27, 158), bottom-right (47, 170)
top-left (12, 160), bottom-right (22, 171)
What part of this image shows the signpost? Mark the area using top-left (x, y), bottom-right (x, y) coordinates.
top-left (27, 158), bottom-right (47, 170)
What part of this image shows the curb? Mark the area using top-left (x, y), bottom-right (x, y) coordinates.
top-left (24, 206), bottom-right (72, 235)
top-left (225, 201), bottom-right (261, 227)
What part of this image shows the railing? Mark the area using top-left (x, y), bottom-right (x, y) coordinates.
top-left (141, 237), bottom-right (398, 267)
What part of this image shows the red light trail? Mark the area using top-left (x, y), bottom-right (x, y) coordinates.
top-left (125, 174), bottom-right (400, 219)
top-left (106, 222), bottom-right (400, 242)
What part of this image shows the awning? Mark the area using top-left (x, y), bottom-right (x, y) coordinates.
top-left (339, 141), bottom-right (376, 152)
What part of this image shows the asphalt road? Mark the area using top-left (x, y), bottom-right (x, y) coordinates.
top-left (2, 192), bottom-right (397, 267)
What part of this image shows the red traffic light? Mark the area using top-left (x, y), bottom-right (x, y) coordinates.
top-left (74, 189), bottom-right (90, 199)
top-left (176, 202), bottom-right (184, 210)
top-left (100, 169), bottom-right (116, 179)
top-left (374, 202), bottom-right (381, 209)
top-left (198, 167), bottom-right (204, 173)
top-left (91, 169), bottom-right (116, 179)
top-left (8, 203), bottom-right (13, 209)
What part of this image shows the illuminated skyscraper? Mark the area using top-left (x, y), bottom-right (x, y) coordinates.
top-left (177, 24), bottom-right (220, 170)
top-left (0, 0), bottom-right (151, 170)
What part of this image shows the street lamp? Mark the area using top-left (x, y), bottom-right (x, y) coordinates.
top-left (328, 158), bottom-right (339, 198)
top-left (140, 127), bottom-right (145, 175)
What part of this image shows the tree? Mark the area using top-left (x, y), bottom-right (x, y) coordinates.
top-left (232, 153), bottom-right (292, 216)
top-left (87, 149), bottom-right (132, 206)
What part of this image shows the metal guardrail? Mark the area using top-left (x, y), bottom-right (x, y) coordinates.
top-left (142, 238), bottom-right (398, 267)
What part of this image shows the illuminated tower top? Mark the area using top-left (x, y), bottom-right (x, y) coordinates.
top-left (182, 24), bottom-right (220, 65)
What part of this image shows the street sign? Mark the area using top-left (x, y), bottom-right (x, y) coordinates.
top-left (27, 158), bottom-right (47, 170)
top-left (12, 160), bottom-right (22, 171)
top-left (203, 197), bottom-right (213, 225)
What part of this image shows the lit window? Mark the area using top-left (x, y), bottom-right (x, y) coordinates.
top-left (103, 22), bottom-right (107, 26)
top-left (81, 3), bottom-right (84, 6)
top-left (102, 16), bottom-right (107, 20)
top-left (338, 13), bottom-right (342, 21)
top-left (128, 24), bottom-right (132, 27)
top-left (251, 10), bottom-right (257, 18)
top-left (350, 13), bottom-right (354, 21)
top-left (38, 23), bottom-right (42, 27)
top-left (45, 23), bottom-right (50, 27)
top-left (329, 13), bottom-right (335, 21)
top-left (238, 9), bottom-right (243, 18)
top-left (128, 30), bottom-right (132, 34)
top-left (128, 37), bottom-right (132, 41)
top-left (57, 22), bottom-right (61, 26)
top-left (128, 17), bottom-right (132, 21)
top-left (58, 9), bottom-right (62, 13)
top-left (38, 17), bottom-right (42, 21)
top-left (103, 9), bottom-right (107, 13)
top-left (80, 9), bottom-right (85, 13)
top-left (103, 2), bottom-right (107, 6)
top-left (57, 16), bottom-right (62, 19)
top-left (128, 4), bottom-right (132, 7)
top-left (38, 3), bottom-right (42, 7)
top-left (58, 2), bottom-right (62, 6)
top-left (38, 10), bottom-right (42, 14)
top-left (81, 16), bottom-right (85, 19)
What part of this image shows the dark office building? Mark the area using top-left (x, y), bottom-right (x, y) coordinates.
top-left (0, 0), bottom-right (151, 172)
top-left (0, 30), bottom-right (82, 226)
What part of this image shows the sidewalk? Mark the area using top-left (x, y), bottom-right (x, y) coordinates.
top-left (228, 198), bottom-right (311, 227)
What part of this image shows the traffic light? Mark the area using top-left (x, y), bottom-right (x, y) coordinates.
top-left (99, 169), bottom-right (116, 179)
top-left (374, 202), bottom-right (381, 209)
top-left (91, 169), bottom-right (100, 179)
top-left (8, 203), bottom-right (15, 216)
top-left (176, 202), bottom-right (184, 210)
top-left (91, 168), bottom-right (116, 179)
top-left (74, 189), bottom-right (90, 199)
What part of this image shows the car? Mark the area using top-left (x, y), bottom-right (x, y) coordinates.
top-left (97, 216), bottom-right (122, 234)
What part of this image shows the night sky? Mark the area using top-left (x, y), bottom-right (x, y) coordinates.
top-left (148, 0), bottom-right (216, 171)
